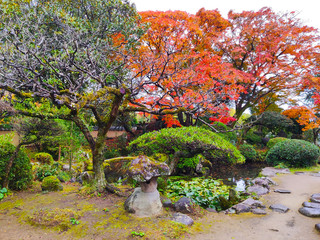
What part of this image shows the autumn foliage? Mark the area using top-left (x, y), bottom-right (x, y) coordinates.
top-left (129, 9), bottom-right (246, 127)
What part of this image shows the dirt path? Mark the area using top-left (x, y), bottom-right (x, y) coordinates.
top-left (187, 173), bottom-right (320, 240)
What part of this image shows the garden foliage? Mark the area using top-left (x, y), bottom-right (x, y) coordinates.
top-left (239, 144), bottom-right (257, 162)
top-left (166, 177), bottom-right (237, 211)
top-left (266, 139), bottom-right (320, 167)
top-left (129, 126), bottom-right (245, 171)
top-left (34, 152), bottom-right (54, 165)
top-left (41, 176), bottom-right (63, 191)
top-left (266, 137), bottom-right (288, 149)
top-left (0, 135), bottom-right (32, 190)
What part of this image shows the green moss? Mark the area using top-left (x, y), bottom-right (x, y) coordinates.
top-left (27, 208), bottom-right (80, 231)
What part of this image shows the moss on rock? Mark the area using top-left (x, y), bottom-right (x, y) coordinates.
top-left (41, 176), bottom-right (63, 191)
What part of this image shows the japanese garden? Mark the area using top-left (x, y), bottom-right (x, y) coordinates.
top-left (1, 0), bottom-right (320, 239)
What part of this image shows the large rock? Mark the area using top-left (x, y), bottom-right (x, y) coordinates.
top-left (124, 187), bottom-right (162, 217)
top-left (252, 178), bottom-right (270, 189)
top-left (303, 202), bottom-right (320, 209)
top-left (247, 185), bottom-right (269, 196)
top-left (231, 198), bottom-right (265, 214)
top-left (172, 213), bottom-right (194, 226)
top-left (299, 207), bottom-right (320, 217)
top-left (315, 223), bottom-right (320, 232)
top-left (269, 204), bottom-right (289, 213)
top-left (311, 193), bottom-right (320, 203)
top-left (174, 197), bottom-right (194, 214)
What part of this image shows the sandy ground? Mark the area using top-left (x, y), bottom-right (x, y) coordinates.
top-left (187, 173), bottom-right (320, 240)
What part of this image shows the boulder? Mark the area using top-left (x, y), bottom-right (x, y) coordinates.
top-left (241, 198), bottom-right (265, 208)
top-left (252, 178), bottom-right (270, 189)
top-left (172, 213), bottom-right (194, 226)
top-left (232, 203), bottom-right (251, 214)
top-left (162, 199), bottom-right (173, 208)
top-left (174, 197), bottom-right (194, 214)
top-left (124, 187), bottom-right (162, 217)
top-left (303, 201), bottom-right (320, 209)
top-left (269, 204), bottom-right (289, 213)
top-left (247, 185), bottom-right (269, 196)
top-left (299, 207), bottom-right (320, 217)
top-left (311, 193), bottom-right (320, 203)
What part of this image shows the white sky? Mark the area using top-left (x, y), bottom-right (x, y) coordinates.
top-left (131, 0), bottom-right (320, 30)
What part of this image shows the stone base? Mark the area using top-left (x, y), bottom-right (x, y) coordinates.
top-left (124, 187), bottom-right (162, 217)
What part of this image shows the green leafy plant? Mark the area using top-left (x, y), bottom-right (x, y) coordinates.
top-left (244, 131), bottom-right (262, 145)
top-left (166, 177), bottom-right (240, 211)
top-left (70, 217), bottom-right (80, 225)
top-left (103, 208), bottom-right (109, 212)
top-left (0, 187), bottom-right (8, 200)
top-left (131, 231), bottom-right (145, 237)
top-left (35, 164), bottom-right (59, 181)
top-left (266, 139), bottom-right (320, 167)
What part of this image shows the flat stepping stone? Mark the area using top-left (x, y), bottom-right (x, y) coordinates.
top-left (241, 198), bottom-right (266, 208)
top-left (303, 202), bottom-right (320, 209)
top-left (269, 204), bottom-right (289, 213)
top-left (172, 213), bottom-right (194, 226)
top-left (274, 189), bottom-right (291, 194)
top-left (311, 193), bottom-right (320, 203)
top-left (299, 207), bottom-right (320, 217)
top-left (294, 171), bottom-right (306, 175)
top-left (247, 185), bottom-right (269, 196)
top-left (315, 223), bottom-right (320, 232)
top-left (232, 203), bottom-right (251, 214)
top-left (251, 208), bottom-right (267, 215)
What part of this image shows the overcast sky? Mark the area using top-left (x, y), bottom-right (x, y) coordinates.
top-left (131, 0), bottom-right (320, 30)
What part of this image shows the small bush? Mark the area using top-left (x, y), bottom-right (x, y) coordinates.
top-left (267, 137), bottom-right (288, 149)
top-left (239, 144), bottom-right (257, 162)
top-left (0, 137), bottom-right (33, 190)
top-left (34, 152), bottom-right (54, 165)
top-left (41, 176), bottom-right (63, 191)
top-left (244, 131), bottom-right (262, 145)
top-left (266, 139), bottom-right (320, 167)
top-left (128, 126), bottom-right (245, 172)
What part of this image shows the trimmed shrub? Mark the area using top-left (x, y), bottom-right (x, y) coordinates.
top-left (0, 138), bottom-right (33, 190)
top-left (239, 144), bottom-right (257, 162)
top-left (128, 126), bottom-right (245, 171)
top-left (34, 152), bottom-right (54, 165)
top-left (267, 137), bottom-right (288, 149)
top-left (266, 139), bottom-right (320, 167)
top-left (41, 176), bottom-right (63, 191)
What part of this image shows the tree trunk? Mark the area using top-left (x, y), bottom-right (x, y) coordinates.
top-left (2, 143), bottom-right (22, 189)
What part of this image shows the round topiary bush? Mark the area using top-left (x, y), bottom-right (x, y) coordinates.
top-left (34, 152), bottom-right (54, 165)
top-left (128, 126), bottom-right (245, 172)
top-left (0, 138), bottom-right (33, 190)
top-left (239, 144), bottom-right (257, 162)
top-left (266, 137), bottom-right (288, 149)
top-left (41, 176), bottom-right (63, 191)
top-left (266, 139), bottom-right (320, 167)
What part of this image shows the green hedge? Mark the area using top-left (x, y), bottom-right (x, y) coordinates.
top-left (0, 138), bottom-right (32, 190)
top-left (128, 126), bottom-right (245, 170)
top-left (266, 139), bottom-right (320, 167)
top-left (266, 137), bottom-right (288, 149)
